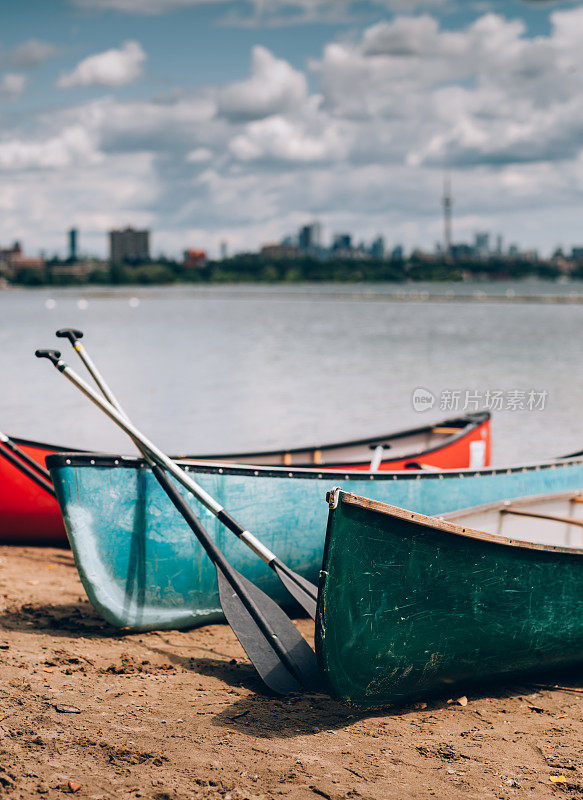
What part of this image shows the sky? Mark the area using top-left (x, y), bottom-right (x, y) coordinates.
top-left (1, 0), bottom-right (583, 259)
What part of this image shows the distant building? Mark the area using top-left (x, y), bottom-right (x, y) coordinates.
top-left (370, 236), bottom-right (385, 260)
top-left (298, 222), bottom-right (322, 252)
top-left (261, 243), bottom-right (301, 259)
top-left (183, 249), bottom-right (207, 268)
top-left (332, 233), bottom-right (352, 252)
top-left (220, 241), bottom-right (228, 260)
top-left (109, 227), bottom-right (150, 264)
top-left (0, 241), bottom-right (45, 278)
top-left (474, 232), bottom-right (490, 255)
top-left (69, 228), bottom-right (78, 262)
top-left (391, 245), bottom-right (404, 261)
top-left (51, 261), bottom-right (97, 280)
top-left (571, 247), bottom-right (583, 261)
top-left (443, 176), bottom-right (452, 254)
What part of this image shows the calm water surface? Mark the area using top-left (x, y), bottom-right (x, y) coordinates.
top-left (1, 281), bottom-right (582, 465)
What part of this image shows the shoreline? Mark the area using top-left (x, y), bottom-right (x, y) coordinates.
top-left (0, 544), bottom-right (581, 799)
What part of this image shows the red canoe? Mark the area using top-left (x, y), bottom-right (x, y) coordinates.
top-left (0, 411), bottom-right (491, 544)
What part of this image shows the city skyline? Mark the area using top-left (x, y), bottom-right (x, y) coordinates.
top-left (1, 1), bottom-right (583, 258)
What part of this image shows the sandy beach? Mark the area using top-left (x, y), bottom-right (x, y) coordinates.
top-left (0, 545), bottom-right (580, 800)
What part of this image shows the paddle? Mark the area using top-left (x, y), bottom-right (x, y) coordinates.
top-left (0, 432), bottom-right (55, 496)
top-left (35, 349), bottom-right (320, 695)
top-left (51, 330), bottom-right (318, 619)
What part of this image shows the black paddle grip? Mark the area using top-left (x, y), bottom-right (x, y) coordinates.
top-left (56, 328), bottom-right (84, 345)
top-left (35, 349), bottom-right (62, 366)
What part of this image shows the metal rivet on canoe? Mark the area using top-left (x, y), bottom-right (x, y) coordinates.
top-left (289, 472), bottom-right (293, 477)
top-left (254, 471), bottom-right (259, 476)
top-left (184, 466), bottom-right (189, 471)
top-left (114, 460), bottom-right (119, 465)
top-left (318, 474), bottom-right (323, 479)
top-left (219, 468), bottom-right (223, 474)
top-left (369, 475), bottom-right (374, 480)
top-left (90, 459), bottom-right (95, 465)
top-left (345, 475), bottom-right (349, 480)
top-left (66, 459), bottom-right (71, 465)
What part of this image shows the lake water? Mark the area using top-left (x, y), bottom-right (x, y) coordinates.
top-left (1, 280), bottom-right (582, 465)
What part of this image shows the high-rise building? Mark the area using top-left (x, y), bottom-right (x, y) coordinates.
top-left (443, 176), bottom-right (452, 254)
top-left (370, 236), bottom-right (385, 260)
top-left (298, 222), bottom-right (322, 252)
top-left (68, 229), bottom-right (78, 262)
top-left (475, 232), bottom-right (490, 254)
top-left (109, 227), bottom-right (150, 264)
top-left (332, 233), bottom-right (352, 252)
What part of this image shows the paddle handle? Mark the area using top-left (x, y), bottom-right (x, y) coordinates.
top-left (56, 329), bottom-right (84, 346)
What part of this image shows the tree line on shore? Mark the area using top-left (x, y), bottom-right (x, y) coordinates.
top-left (7, 252), bottom-right (581, 287)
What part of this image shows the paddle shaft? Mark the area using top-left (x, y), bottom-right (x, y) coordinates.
top-left (0, 431), bottom-right (52, 481)
top-left (50, 357), bottom-right (277, 565)
top-left (147, 459), bottom-right (305, 684)
top-left (0, 437), bottom-right (55, 497)
top-left (66, 341), bottom-right (126, 419)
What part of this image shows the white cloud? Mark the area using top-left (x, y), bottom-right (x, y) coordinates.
top-left (230, 114), bottom-right (349, 163)
top-left (57, 40), bottom-right (146, 89)
top-left (186, 147), bottom-right (213, 162)
top-left (71, 0), bottom-right (451, 17)
top-left (218, 46), bottom-right (308, 120)
top-left (4, 39), bottom-right (58, 69)
top-left (0, 125), bottom-right (101, 170)
top-left (0, 73), bottom-right (27, 100)
top-left (71, 0), bottom-right (228, 12)
top-left (5, 4), bottom-right (583, 257)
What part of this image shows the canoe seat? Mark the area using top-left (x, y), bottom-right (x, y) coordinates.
top-left (501, 508), bottom-right (583, 529)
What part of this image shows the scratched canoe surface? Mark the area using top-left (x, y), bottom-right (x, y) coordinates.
top-left (315, 491), bottom-right (583, 708)
top-left (47, 452), bottom-right (583, 631)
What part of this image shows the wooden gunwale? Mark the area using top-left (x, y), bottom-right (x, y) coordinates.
top-left (340, 491), bottom-right (583, 556)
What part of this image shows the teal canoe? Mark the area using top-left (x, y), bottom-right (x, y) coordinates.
top-left (316, 489), bottom-right (583, 708)
top-left (46, 452), bottom-right (583, 631)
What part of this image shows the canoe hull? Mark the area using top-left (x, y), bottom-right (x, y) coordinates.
top-left (316, 492), bottom-right (583, 707)
top-left (47, 454), bottom-right (583, 631)
top-left (0, 440), bottom-right (66, 543)
top-left (1, 412), bottom-right (490, 544)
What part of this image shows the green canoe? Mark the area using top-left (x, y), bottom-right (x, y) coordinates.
top-left (316, 488), bottom-right (583, 707)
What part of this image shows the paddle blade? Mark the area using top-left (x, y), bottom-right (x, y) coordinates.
top-left (216, 568), bottom-right (321, 695)
top-left (272, 560), bottom-right (318, 620)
